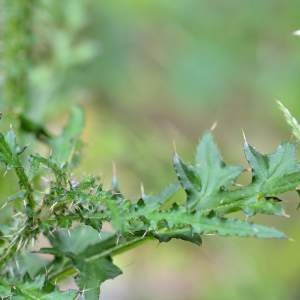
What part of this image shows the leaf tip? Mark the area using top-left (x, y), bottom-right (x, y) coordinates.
top-left (172, 139), bottom-right (178, 155)
top-left (111, 161), bottom-right (119, 191)
top-left (172, 140), bottom-right (182, 165)
top-left (293, 29), bottom-right (300, 36)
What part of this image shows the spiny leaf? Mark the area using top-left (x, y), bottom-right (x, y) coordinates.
top-left (174, 132), bottom-right (243, 211)
top-left (153, 228), bottom-right (202, 245)
top-left (47, 225), bottom-right (104, 256)
top-left (194, 132), bottom-right (244, 209)
top-left (138, 183), bottom-right (180, 214)
top-left (46, 226), bottom-right (122, 300)
top-left (244, 141), bottom-right (300, 187)
top-left (173, 131), bottom-right (300, 217)
top-left (0, 276), bottom-right (78, 300)
top-left (31, 154), bottom-right (67, 186)
top-left (145, 210), bottom-right (286, 239)
top-left (242, 140), bottom-right (300, 215)
top-left (173, 152), bottom-right (200, 206)
top-left (103, 196), bottom-right (124, 232)
top-left (74, 256), bottom-right (121, 300)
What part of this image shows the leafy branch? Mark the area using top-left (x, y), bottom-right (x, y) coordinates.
top-left (0, 103), bottom-right (300, 299)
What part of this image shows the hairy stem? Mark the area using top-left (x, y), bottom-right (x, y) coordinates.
top-left (0, 134), bottom-right (35, 210)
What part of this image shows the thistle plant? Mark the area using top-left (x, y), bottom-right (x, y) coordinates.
top-left (0, 103), bottom-right (300, 299)
top-left (2, 1), bottom-right (300, 299)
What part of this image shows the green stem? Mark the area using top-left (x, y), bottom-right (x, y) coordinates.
top-left (86, 236), bottom-right (153, 262)
top-left (0, 133), bottom-right (35, 210)
top-left (48, 235), bottom-right (153, 283)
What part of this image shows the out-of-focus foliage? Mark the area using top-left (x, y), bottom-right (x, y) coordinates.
top-left (3, 0), bottom-right (300, 118)
top-left (38, 0), bottom-right (300, 108)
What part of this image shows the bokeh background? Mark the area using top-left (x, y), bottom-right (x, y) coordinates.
top-left (2, 1), bottom-right (300, 299)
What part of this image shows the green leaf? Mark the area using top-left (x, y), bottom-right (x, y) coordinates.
top-left (31, 154), bottom-right (67, 185)
top-left (262, 171), bottom-right (300, 195)
top-left (13, 288), bottom-right (77, 300)
top-left (242, 140), bottom-right (300, 215)
top-left (146, 210), bottom-right (286, 239)
top-left (173, 153), bottom-right (201, 206)
top-left (244, 141), bottom-right (299, 187)
top-left (74, 256), bottom-right (121, 300)
top-left (173, 131), bottom-right (300, 217)
top-left (21, 252), bottom-right (50, 279)
top-left (103, 196), bottom-right (124, 232)
top-left (46, 225), bottom-right (122, 300)
top-left (0, 130), bottom-right (17, 167)
top-left (4, 129), bottom-right (19, 156)
top-left (173, 132), bottom-right (243, 211)
top-left (195, 132), bottom-right (244, 208)
top-left (0, 283), bottom-right (11, 298)
top-left (41, 290), bottom-right (78, 300)
top-left (48, 225), bottom-right (103, 256)
top-left (4, 276), bottom-right (77, 300)
top-left (138, 183), bottom-right (180, 215)
top-left (153, 228), bottom-right (202, 245)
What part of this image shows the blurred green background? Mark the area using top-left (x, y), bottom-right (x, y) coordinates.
top-left (3, 0), bottom-right (300, 299)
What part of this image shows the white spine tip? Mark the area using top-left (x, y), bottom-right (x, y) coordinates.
top-left (112, 161), bottom-right (117, 177)
top-left (293, 29), bottom-right (300, 36)
top-left (277, 100), bottom-right (286, 111)
top-left (282, 211), bottom-right (290, 218)
top-left (140, 182), bottom-right (145, 199)
top-left (242, 129), bottom-right (247, 144)
top-left (210, 121), bottom-right (218, 131)
top-left (276, 99), bottom-right (283, 106)
top-left (172, 139), bottom-right (177, 155)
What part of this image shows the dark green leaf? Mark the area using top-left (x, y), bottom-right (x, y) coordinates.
top-left (75, 256), bottom-right (121, 300)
